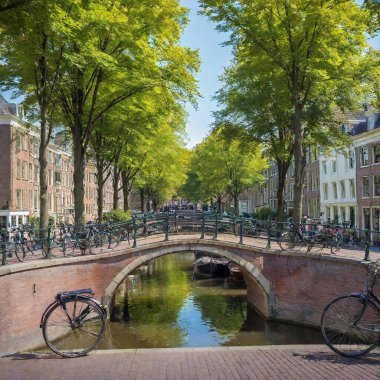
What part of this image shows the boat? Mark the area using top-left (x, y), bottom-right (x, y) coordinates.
top-left (228, 264), bottom-right (244, 282)
top-left (193, 256), bottom-right (230, 278)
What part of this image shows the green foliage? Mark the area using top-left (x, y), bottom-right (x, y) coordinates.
top-left (200, 0), bottom-right (372, 220)
top-left (254, 206), bottom-right (275, 221)
top-left (188, 126), bottom-right (268, 212)
top-left (103, 209), bottom-right (131, 222)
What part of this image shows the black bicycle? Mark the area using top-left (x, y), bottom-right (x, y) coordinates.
top-left (40, 288), bottom-right (107, 357)
top-left (320, 259), bottom-right (380, 357)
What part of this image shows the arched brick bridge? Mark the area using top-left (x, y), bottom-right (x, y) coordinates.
top-left (0, 234), bottom-right (375, 354)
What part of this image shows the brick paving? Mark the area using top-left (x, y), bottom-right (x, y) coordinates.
top-left (1, 345), bottom-right (379, 380)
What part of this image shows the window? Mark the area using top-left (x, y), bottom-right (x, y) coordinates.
top-left (374, 175), bottom-right (380, 197)
top-left (360, 146), bottom-right (369, 166)
top-left (340, 180), bottom-right (346, 199)
top-left (22, 161), bottom-right (28, 180)
top-left (373, 208), bottom-right (380, 232)
top-left (332, 161), bottom-right (337, 173)
top-left (16, 189), bottom-right (22, 209)
top-left (15, 131), bottom-right (21, 152)
top-left (29, 163), bottom-right (33, 181)
top-left (363, 176), bottom-right (370, 197)
top-left (350, 179), bottom-right (355, 198)
top-left (54, 171), bottom-right (61, 185)
top-left (323, 183), bottom-right (328, 200)
top-left (374, 144), bottom-right (380, 164)
top-left (28, 190), bottom-right (33, 208)
top-left (55, 154), bottom-right (62, 168)
top-left (34, 165), bottom-right (39, 183)
top-left (16, 159), bottom-right (21, 179)
top-left (333, 183), bottom-right (337, 199)
top-left (34, 190), bottom-right (38, 210)
top-left (348, 149), bottom-right (355, 169)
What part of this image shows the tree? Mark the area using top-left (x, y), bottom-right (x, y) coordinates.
top-left (192, 127), bottom-right (268, 215)
top-left (57, 0), bottom-right (199, 224)
top-left (0, 0), bottom-right (65, 231)
top-left (201, 0), bottom-right (369, 222)
top-left (136, 123), bottom-right (190, 212)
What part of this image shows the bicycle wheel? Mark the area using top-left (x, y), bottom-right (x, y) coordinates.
top-left (330, 235), bottom-right (342, 254)
top-left (14, 243), bottom-right (26, 262)
top-left (321, 295), bottom-right (380, 357)
top-left (42, 298), bottom-right (106, 358)
top-left (279, 232), bottom-right (300, 251)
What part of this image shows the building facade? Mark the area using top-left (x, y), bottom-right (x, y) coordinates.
top-left (0, 96), bottom-right (118, 226)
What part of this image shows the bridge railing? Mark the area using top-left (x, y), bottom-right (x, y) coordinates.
top-left (0, 212), bottom-right (378, 265)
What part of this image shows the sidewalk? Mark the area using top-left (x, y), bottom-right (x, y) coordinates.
top-left (1, 345), bottom-right (379, 380)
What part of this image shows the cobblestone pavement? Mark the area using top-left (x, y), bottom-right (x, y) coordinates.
top-left (1, 345), bottom-right (379, 380)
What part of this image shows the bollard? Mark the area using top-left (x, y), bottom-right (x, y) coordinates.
top-left (165, 212), bottom-right (169, 241)
top-left (200, 212), bottom-right (205, 239)
top-left (266, 219), bottom-right (271, 250)
top-left (213, 213), bottom-right (218, 239)
top-left (239, 217), bottom-right (243, 245)
top-left (132, 216), bottom-right (137, 248)
top-left (364, 228), bottom-right (370, 261)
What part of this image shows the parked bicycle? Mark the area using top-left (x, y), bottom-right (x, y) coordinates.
top-left (40, 288), bottom-right (107, 357)
top-left (320, 259), bottom-right (380, 357)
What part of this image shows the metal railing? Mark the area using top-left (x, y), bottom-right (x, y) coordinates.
top-left (0, 211), bottom-right (377, 265)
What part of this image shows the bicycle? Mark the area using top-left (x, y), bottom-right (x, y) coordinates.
top-left (320, 259), bottom-right (380, 357)
top-left (40, 288), bottom-right (107, 357)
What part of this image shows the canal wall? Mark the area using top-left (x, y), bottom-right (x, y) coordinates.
top-left (0, 239), bottom-right (372, 353)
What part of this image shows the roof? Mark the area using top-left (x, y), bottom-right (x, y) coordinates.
top-left (0, 95), bottom-right (17, 116)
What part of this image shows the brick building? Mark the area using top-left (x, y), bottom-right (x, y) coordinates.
top-left (0, 96), bottom-right (116, 226)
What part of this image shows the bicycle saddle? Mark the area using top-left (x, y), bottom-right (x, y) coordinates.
top-left (56, 288), bottom-right (94, 300)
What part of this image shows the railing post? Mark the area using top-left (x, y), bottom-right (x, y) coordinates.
top-left (200, 211), bottom-right (205, 239)
top-left (165, 211), bottom-right (169, 241)
top-left (213, 213), bottom-right (218, 239)
top-left (132, 216), bottom-right (137, 248)
top-left (143, 213), bottom-right (147, 236)
top-left (266, 219), bottom-right (272, 250)
top-left (364, 228), bottom-right (370, 261)
top-left (239, 216), bottom-right (244, 245)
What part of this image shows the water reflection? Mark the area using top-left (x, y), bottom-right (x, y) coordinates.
top-left (98, 252), bottom-right (323, 349)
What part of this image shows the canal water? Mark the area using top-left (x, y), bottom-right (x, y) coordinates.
top-left (97, 253), bottom-right (323, 349)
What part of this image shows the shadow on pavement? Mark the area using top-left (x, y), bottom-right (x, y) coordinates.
top-left (293, 351), bottom-right (380, 366)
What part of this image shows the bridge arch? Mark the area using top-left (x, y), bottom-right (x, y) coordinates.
top-left (103, 245), bottom-right (273, 319)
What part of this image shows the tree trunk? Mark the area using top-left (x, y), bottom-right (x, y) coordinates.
top-left (121, 170), bottom-right (130, 212)
top-left (73, 132), bottom-right (86, 225)
top-left (292, 104), bottom-right (304, 223)
top-left (39, 123), bottom-right (49, 232)
top-left (38, 32), bottom-right (49, 233)
top-left (233, 194), bottom-right (239, 216)
top-left (96, 176), bottom-right (104, 220)
top-left (140, 188), bottom-right (145, 212)
top-left (112, 166), bottom-right (120, 210)
top-left (217, 195), bottom-right (222, 213)
top-left (276, 160), bottom-right (291, 221)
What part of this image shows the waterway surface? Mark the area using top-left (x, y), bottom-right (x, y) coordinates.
top-left (97, 252), bottom-right (323, 349)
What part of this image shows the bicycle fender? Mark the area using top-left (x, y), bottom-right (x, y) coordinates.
top-left (350, 292), bottom-right (367, 303)
top-left (40, 300), bottom-right (59, 328)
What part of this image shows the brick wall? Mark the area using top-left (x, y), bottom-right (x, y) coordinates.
top-left (0, 124), bottom-right (11, 207)
top-left (0, 241), bottom-right (373, 353)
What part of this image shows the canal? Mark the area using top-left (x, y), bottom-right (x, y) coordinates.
top-left (97, 253), bottom-right (323, 349)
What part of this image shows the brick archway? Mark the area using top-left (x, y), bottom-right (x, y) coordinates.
top-left (103, 246), bottom-right (272, 319)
